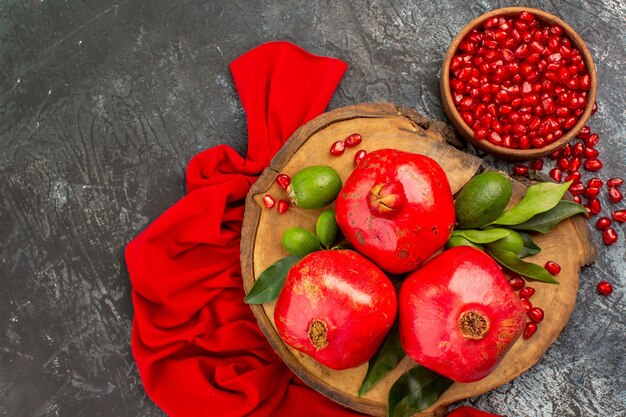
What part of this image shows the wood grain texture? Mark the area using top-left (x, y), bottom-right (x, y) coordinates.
top-left (241, 103), bottom-right (596, 416)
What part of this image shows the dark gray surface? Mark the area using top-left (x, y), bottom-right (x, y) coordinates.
top-left (1, 1), bottom-right (624, 416)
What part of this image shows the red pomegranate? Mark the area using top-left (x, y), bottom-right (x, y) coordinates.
top-left (274, 250), bottom-right (397, 370)
top-left (335, 149), bottom-right (455, 274)
top-left (399, 246), bottom-right (526, 383)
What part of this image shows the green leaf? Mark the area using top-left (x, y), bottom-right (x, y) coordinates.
top-left (452, 228), bottom-right (511, 244)
top-left (518, 232), bottom-right (541, 258)
top-left (244, 256), bottom-right (301, 304)
top-left (510, 201), bottom-right (588, 233)
top-left (388, 366), bottom-right (454, 417)
top-left (486, 246), bottom-right (558, 284)
top-left (492, 181), bottom-right (572, 226)
top-left (359, 324), bottom-right (405, 397)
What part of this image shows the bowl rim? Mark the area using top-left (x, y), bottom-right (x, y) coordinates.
top-left (440, 6), bottom-right (598, 160)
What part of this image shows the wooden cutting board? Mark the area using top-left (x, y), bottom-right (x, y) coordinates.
top-left (240, 102), bottom-right (596, 416)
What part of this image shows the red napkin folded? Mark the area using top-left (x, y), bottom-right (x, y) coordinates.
top-left (126, 40), bottom-right (501, 417)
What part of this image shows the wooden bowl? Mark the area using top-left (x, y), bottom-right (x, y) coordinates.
top-left (241, 103), bottom-right (597, 416)
top-left (440, 7), bottom-right (597, 160)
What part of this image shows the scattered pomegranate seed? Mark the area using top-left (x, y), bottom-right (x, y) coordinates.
top-left (573, 195), bottom-right (582, 204)
top-left (583, 159), bottom-right (602, 171)
top-left (583, 204), bottom-right (592, 217)
top-left (513, 165), bottom-right (529, 175)
top-left (589, 198), bottom-right (601, 215)
top-left (603, 228), bottom-right (618, 245)
top-left (583, 186), bottom-right (600, 198)
top-left (597, 281), bottom-right (614, 296)
top-left (564, 171), bottom-right (581, 183)
top-left (524, 322), bottom-right (538, 339)
top-left (330, 140), bottom-right (345, 156)
top-left (583, 147), bottom-right (599, 160)
top-left (277, 199), bottom-right (289, 214)
top-left (607, 178), bottom-right (624, 188)
top-left (557, 157), bottom-right (570, 171)
top-left (530, 159), bottom-right (544, 170)
top-left (521, 299), bottom-right (533, 312)
top-left (345, 133), bottom-right (363, 147)
top-left (509, 276), bottom-right (526, 290)
top-left (608, 187), bottom-right (624, 203)
top-left (544, 261), bottom-right (561, 275)
top-left (354, 149), bottom-right (367, 166)
top-left (596, 217), bottom-right (612, 230)
top-left (585, 133), bottom-right (599, 148)
top-left (528, 307), bottom-right (545, 323)
top-left (568, 181), bottom-right (585, 195)
top-left (549, 168), bottom-right (563, 182)
top-left (549, 149), bottom-right (562, 160)
top-left (572, 142), bottom-right (585, 156)
top-left (577, 126), bottom-right (591, 139)
top-left (275, 174), bottom-right (291, 190)
top-left (519, 287), bottom-right (535, 299)
top-left (263, 194), bottom-right (276, 209)
top-left (568, 157), bottom-right (582, 172)
top-left (587, 177), bottom-right (603, 188)
top-left (612, 210), bottom-right (626, 223)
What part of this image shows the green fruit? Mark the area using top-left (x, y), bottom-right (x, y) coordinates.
top-left (486, 230), bottom-right (524, 254)
top-left (316, 210), bottom-right (338, 248)
top-left (445, 236), bottom-right (484, 250)
top-left (289, 166), bottom-right (342, 209)
top-left (454, 171), bottom-right (512, 229)
top-left (281, 227), bottom-right (321, 257)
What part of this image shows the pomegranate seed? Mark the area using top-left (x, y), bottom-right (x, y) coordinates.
top-left (524, 322), bottom-right (538, 339)
top-left (573, 195), bottom-right (582, 204)
top-left (550, 149), bottom-right (562, 159)
top-left (530, 159), bottom-right (543, 170)
top-left (572, 142), bottom-right (585, 156)
top-left (583, 187), bottom-right (600, 198)
top-left (603, 227), bottom-right (618, 245)
top-left (577, 126), bottom-right (591, 139)
top-left (565, 171), bottom-right (581, 183)
top-left (607, 178), bottom-right (624, 188)
top-left (345, 133), bottom-right (363, 147)
top-left (568, 157), bottom-right (581, 173)
top-left (585, 133), bottom-right (599, 148)
top-left (519, 287), bottom-right (535, 299)
top-left (528, 307), bottom-right (545, 323)
top-left (549, 168), bottom-right (563, 182)
top-left (562, 144), bottom-right (572, 157)
top-left (597, 281), bottom-right (613, 296)
top-left (596, 217), bottom-right (612, 230)
top-left (583, 204), bottom-right (592, 217)
top-left (275, 174), bottom-right (291, 190)
top-left (612, 210), bottom-right (626, 223)
top-left (330, 140), bottom-right (345, 156)
top-left (544, 261), bottom-right (561, 275)
top-left (568, 182), bottom-right (584, 195)
top-left (277, 199), bottom-right (289, 214)
top-left (513, 164), bottom-right (529, 175)
top-left (354, 149), bottom-right (367, 166)
top-left (509, 276), bottom-right (526, 290)
top-left (587, 178), bottom-right (603, 188)
top-left (608, 187), bottom-right (624, 203)
top-left (521, 299), bottom-right (533, 312)
top-left (584, 159), bottom-right (603, 171)
top-left (584, 147), bottom-right (599, 159)
top-left (263, 194), bottom-right (276, 209)
top-left (589, 198), bottom-right (602, 215)
top-left (592, 101), bottom-right (598, 114)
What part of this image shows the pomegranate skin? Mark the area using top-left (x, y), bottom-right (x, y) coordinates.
top-left (399, 246), bottom-right (526, 383)
top-left (335, 149), bottom-right (455, 274)
top-left (274, 250), bottom-right (397, 370)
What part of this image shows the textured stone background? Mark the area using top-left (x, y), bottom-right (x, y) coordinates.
top-left (1, 0), bottom-right (624, 416)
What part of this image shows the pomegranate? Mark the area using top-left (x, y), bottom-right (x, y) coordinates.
top-left (274, 250), bottom-right (396, 370)
top-left (335, 149), bottom-right (454, 274)
top-left (399, 247), bottom-right (526, 383)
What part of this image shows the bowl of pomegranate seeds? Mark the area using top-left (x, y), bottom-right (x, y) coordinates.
top-left (441, 7), bottom-right (597, 160)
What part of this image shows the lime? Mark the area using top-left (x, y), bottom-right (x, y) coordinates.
top-left (289, 166), bottom-right (342, 209)
top-left (486, 230), bottom-right (524, 255)
top-left (455, 171), bottom-right (512, 229)
top-left (281, 227), bottom-right (321, 257)
top-left (315, 210), bottom-right (338, 248)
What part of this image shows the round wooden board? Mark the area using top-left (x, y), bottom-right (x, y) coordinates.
top-left (240, 103), bottom-right (596, 416)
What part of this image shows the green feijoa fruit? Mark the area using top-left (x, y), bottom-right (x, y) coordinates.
top-left (486, 230), bottom-right (524, 255)
top-left (289, 166), bottom-right (342, 209)
top-left (455, 171), bottom-right (512, 229)
top-left (281, 227), bottom-right (321, 257)
top-left (316, 210), bottom-right (338, 248)
top-left (445, 235), bottom-right (484, 250)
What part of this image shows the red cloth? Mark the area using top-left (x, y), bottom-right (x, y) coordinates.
top-left (448, 406), bottom-right (502, 417)
top-left (126, 40), bottom-right (501, 417)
